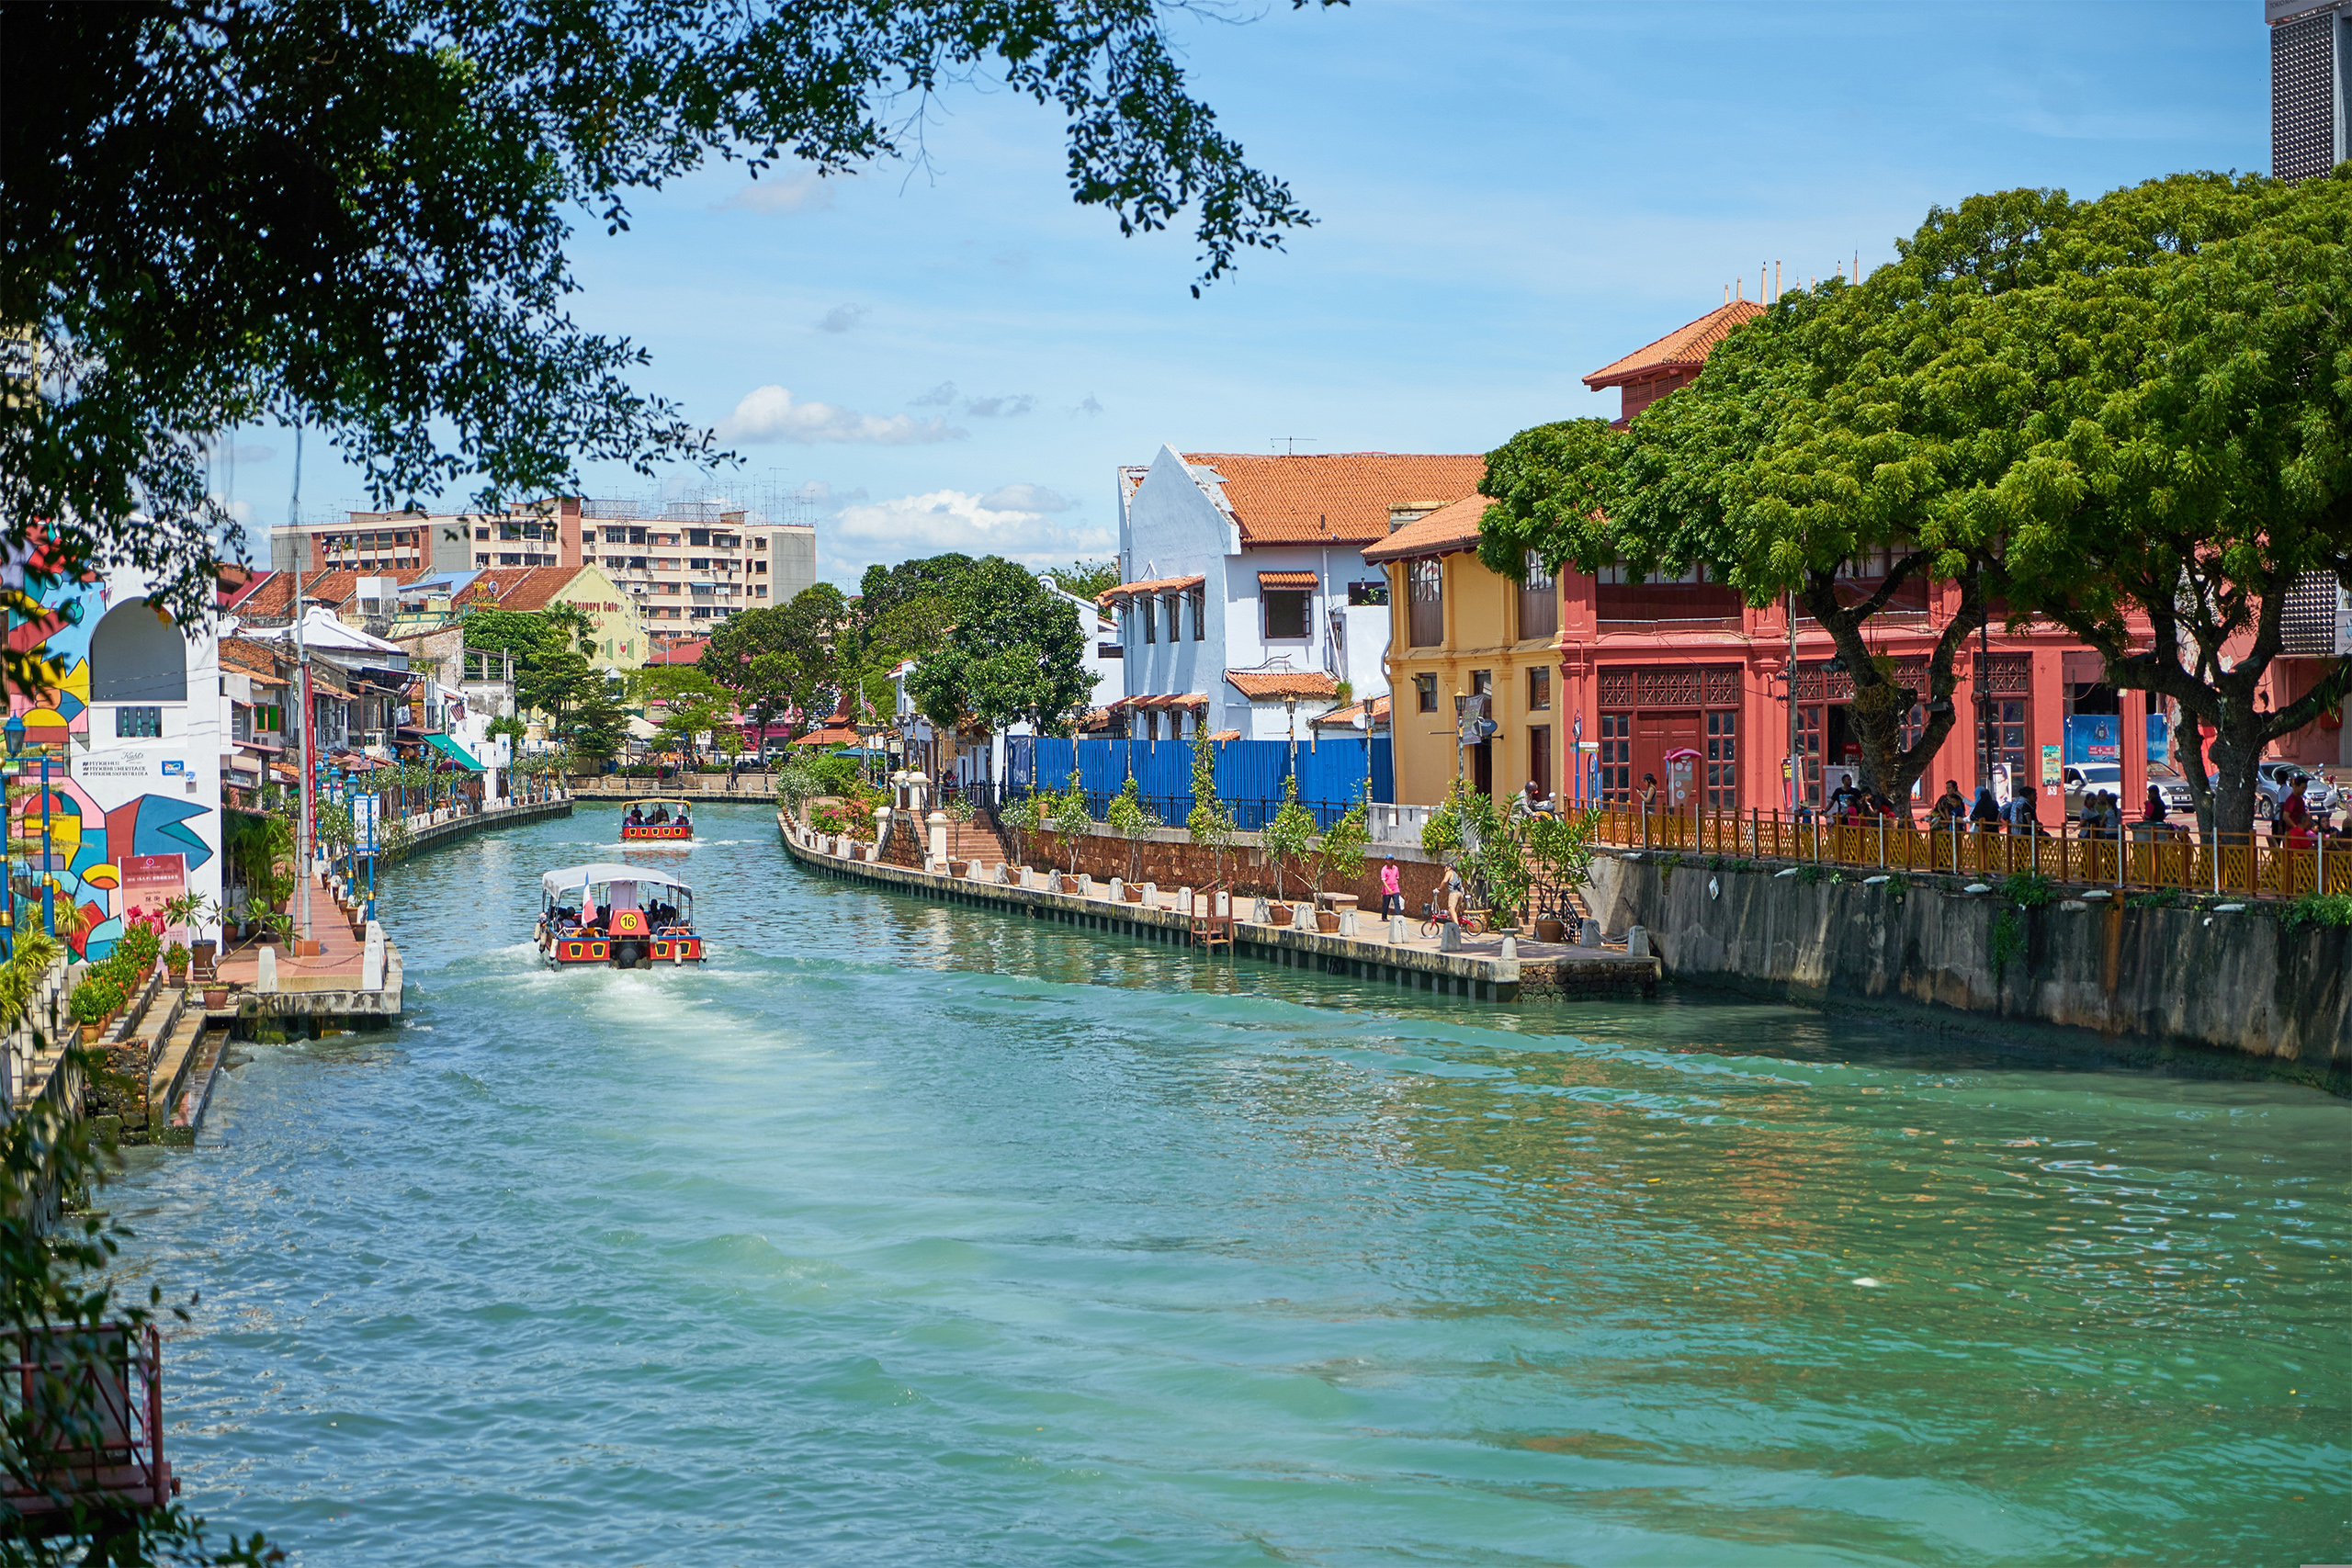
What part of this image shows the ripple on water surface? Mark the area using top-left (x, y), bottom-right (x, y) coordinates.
top-left (108, 806), bottom-right (2350, 1567)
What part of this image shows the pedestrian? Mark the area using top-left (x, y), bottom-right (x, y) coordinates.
top-left (1932, 780), bottom-right (1967, 825)
top-left (1637, 773), bottom-right (1659, 814)
top-left (2007, 788), bottom-right (2042, 836)
top-left (1379, 855), bottom-right (1404, 918)
top-left (1442, 863), bottom-right (1464, 925)
top-left (2279, 774), bottom-right (2314, 849)
top-left (2143, 784), bottom-right (2166, 821)
top-left (1969, 784), bottom-right (2003, 834)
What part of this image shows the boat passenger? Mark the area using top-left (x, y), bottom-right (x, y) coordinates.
top-left (675, 807), bottom-right (691, 831)
top-left (627, 805), bottom-right (644, 826)
top-left (650, 805), bottom-right (670, 825)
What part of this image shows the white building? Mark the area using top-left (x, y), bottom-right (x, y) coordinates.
top-left (1105, 447), bottom-right (1486, 742)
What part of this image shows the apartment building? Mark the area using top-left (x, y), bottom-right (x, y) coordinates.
top-left (578, 501), bottom-right (818, 644)
top-left (273, 500), bottom-right (588, 574)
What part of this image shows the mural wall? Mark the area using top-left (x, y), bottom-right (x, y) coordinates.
top-left (5, 558), bottom-right (222, 962)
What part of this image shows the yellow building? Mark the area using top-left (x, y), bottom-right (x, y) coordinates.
top-left (458, 565), bottom-right (647, 672)
top-left (1363, 495), bottom-right (1563, 810)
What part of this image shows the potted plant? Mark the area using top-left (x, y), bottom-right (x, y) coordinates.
top-left (164, 941), bottom-right (189, 986)
top-left (1105, 775), bottom-right (1159, 886)
top-left (1304, 790), bottom-right (1371, 934)
top-left (68, 975), bottom-right (119, 1043)
top-left (117, 919), bottom-right (161, 984)
top-left (1260, 778), bottom-right (1317, 907)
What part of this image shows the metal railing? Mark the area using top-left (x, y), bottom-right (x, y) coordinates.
top-left (1595, 806), bottom-right (2352, 901)
top-left (0, 1323), bottom-right (172, 1526)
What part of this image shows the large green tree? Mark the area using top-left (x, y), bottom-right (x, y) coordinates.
top-left (906, 558), bottom-right (1093, 735)
top-left (0, 0), bottom-right (1338, 671)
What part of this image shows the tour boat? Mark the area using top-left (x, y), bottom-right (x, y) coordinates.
top-left (537, 863), bottom-right (705, 968)
top-left (618, 798), bottom-right (694, 841)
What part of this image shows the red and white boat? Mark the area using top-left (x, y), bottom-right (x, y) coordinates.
top-left (618, 798), bottom-right (694, 842)
top-left (537, 863), bottom-right (705, 968)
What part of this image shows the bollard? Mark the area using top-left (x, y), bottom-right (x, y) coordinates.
top-left (1177, 886), bottom-right (1193, 917)
top-left (1500, 934), bottom-right (1517, 963)
top-left (256, 944), bottom-right (279, 993)
top-left (1627, 926), bottom-right (1652, 959)
top-left (1141, 881), bottom-right (1158, 908)
top-left (1109, 876), bottom-right (1125, 903)
top-left (1076, 873), bottom-right (1093, 897)
top-left (1578, 918), bottom-right (1602, 948)
top-left (1215, 890), bottom-right (1230, 917)
top-left (1389, 915), bottom-right (1407, 943)
top-left (927, 810), bottom-right (948, 865)
top-left (1439, 919), bottom-right (1464, 953)
top-left (1250, 895), bottom-right (1271, 924)
top-left (1338, 908), bottom-right (1359, 937)
top-left (361, 924), bottom-right (385, 991)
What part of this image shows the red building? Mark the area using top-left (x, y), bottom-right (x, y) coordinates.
top-left (1559, 301), bottom-right (2166, 818)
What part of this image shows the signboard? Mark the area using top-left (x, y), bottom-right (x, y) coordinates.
top-left (2147, 713), bottom-right (2170, 766)
top-left (76, 752), bottom-right (152, 780)
top-left (120, 853), bottom-right (187, 930)
top-left (160, 759), bottom-right (187, 777)
top-left (2041, 743), bottom-right (2063, 786)
top-left (2064, 715), bottom-right (2120, 764)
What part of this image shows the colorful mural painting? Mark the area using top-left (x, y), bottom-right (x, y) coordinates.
top-left (4, 552), bottom-right (220, 963)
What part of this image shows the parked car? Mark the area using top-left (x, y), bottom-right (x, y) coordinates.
top-left (2061, 762), bottom-right (2122, 818)
top-left (2144, 762), bottom-right (2195, 815)
top-left (2250, 760), bottom-right (2338, 821)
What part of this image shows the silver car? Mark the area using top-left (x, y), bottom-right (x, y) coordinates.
top-left (2253, 761), bottom-right (2337, 820)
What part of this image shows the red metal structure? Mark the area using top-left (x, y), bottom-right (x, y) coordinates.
top-left (2, 1323), bottom-right (175, 1535)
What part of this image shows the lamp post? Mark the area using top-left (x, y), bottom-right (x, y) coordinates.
top-left (1, 714), bottom-right (19, 956)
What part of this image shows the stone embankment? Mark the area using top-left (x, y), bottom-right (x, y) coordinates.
top-left (782, 811), bottom-right (1657, 1003)
top-left (1586, 852), bottom-right (2350, 1086)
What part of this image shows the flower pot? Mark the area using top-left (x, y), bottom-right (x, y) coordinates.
top-left (1534, 917), bottom-right (1566, 943)
top-left (79, 1023), bottom-right (99, 1044)
top-left (166, 968), bottom-right (188, 988)
top-left (1316, 910), bottom-right (1340, 933)
top-left (191, 940), bottom-right (217, 976)
top-left (1267, 905), bottom-right (1293, 927)
top-left (202, 987), bottom-right (227, 1010)
top-left (1122, 887), bottom-right (1143, 904)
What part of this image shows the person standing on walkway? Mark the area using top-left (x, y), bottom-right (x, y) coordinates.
top-left (1379, 855), bottom-right (1404, 918)
top-left (2280, 774), bottom-right (2313, 848)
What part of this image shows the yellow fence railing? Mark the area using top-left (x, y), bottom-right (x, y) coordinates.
top-left (1592, 806), bottom-right (2352, 901)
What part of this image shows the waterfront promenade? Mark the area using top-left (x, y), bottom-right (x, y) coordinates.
top-left (777, 810), bottom-right (1658, 1001)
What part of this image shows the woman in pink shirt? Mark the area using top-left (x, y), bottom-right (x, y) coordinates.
top-left (1379, 856), bottom-right (1404, 918)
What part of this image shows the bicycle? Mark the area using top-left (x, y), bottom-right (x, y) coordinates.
top-left (1419, 900), bottom-right (1487, 939)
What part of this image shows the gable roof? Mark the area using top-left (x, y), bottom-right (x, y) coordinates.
top-left (217, 636), bottom-right (285, 681)
top-left (1583, 299), bottom-right (1764, 389)
top-left (1360, 494), bottom-right (1489, 565)
top-left (1178, 452), bottom-right (1487, 547)
top-left (1225, 669), bottom-right (1339, 701)
top-left (454, 566), bottom-right (581, 614)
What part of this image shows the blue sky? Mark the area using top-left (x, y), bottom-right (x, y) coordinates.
top-left (222, 0), bottom-right (2267, 585)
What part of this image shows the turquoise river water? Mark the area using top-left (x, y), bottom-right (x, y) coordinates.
top-left (104, 805), bottom-right (2346, 1566)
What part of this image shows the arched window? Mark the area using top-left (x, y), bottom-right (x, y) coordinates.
top-left (89, 598), bottom-right (187, 703)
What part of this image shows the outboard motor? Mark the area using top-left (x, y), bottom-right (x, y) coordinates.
top-left (613, 940), bottom-right (643, 969)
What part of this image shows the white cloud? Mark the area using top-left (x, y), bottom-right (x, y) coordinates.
top-left (828, 489), bottom-right (1112, 565)
top-left (717, 385), bottom-right (965, 446)
top-left (963, 393), bottom-right (1034, 418)
top-left (718, 172), bottom-right (835, 213)
top-left (816, 303), bottom-right (867, 333)
top-left (978, 482), bottom-right (1074, 513)
top-left (910, 381), bottom-right (957, 407)
top-left (1072, 393), bottom-right (1105, 417)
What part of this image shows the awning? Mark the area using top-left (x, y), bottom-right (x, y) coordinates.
top-left (424, 733), bottom-right (485, 772)
top-left (1257, 570), bottom-right (1317, 590)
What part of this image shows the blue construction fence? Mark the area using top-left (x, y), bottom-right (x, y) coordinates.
top-left (1004, 736), bottom-right (1392, 830)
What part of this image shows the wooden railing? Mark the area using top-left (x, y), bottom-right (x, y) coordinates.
top-left (1593, 806), bottom-right (2352, 902)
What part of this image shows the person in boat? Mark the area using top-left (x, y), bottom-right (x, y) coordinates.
top-left (675, 807), bottom-right (691, 831)
top-left (627, 804), bottom-right (644, 826)
top-left (649, 804), bottom-right (669, 825)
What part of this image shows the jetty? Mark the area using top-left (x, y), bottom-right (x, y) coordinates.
top-left (778, 811), bottom-right (1657, 1002)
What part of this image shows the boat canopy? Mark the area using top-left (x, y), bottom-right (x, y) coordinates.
top-left (619, 798), bottom-right (691, 811)
top-left (540, 863), bottom-right (693, 897)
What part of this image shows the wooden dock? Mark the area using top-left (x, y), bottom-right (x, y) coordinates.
top-left (777, 813), bottom-right (1658, 1003)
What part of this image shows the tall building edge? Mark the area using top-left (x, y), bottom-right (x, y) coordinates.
top-left (2270, 0), bottom-right (2352, 182)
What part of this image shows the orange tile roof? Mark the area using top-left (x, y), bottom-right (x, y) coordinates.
top-left (1206, 728), bottom-right (1241, 742)
top-left (1583, 299), bottom-right (1764, 389)
top-left (455, 566), bottom-right (582, 613)
top-left (1225, 669), bottom-right (1340, 701)
top-left (1180, 452), bottom-right (1487, 547)
top-left (1256, 570), bottom-right (1318, 590)
top-left (1098, 573), bottom-right (1204, 604)
top-left (1360, 494), bottom-right (1490, 565)
top-left (217, 637), bottom-right (285, 680)
top-left (1115, 692), bottom-right (1208, 710)
top-left (1312, 693), bottom-right (1392, 728)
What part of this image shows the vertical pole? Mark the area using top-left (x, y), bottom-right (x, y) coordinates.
top-left (297, 614), bottom-right (314, 946)
top-left (39, 756), bottom-right (52, 937)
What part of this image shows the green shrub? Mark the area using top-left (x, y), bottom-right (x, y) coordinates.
top-left (1991, 908), bottom-right (2029, 985)
top-left (68, 973), bottom-right (123, 1026)
top-left (1998, 871), bottom-right (2056, 908)
top-left (2280, 892), bottom-right (2352, 931)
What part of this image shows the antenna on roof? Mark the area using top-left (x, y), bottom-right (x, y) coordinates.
top-left (1269, 437), bottom-right (1317, 456)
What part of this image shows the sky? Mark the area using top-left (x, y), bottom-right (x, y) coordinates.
top-left (217, 0), bottom-right (2271, 587)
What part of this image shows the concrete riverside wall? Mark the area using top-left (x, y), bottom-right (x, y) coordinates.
top-left (1585, 853), bottom-right (2351, 1083)
top-left (402, 796), bottom-right (572, 855)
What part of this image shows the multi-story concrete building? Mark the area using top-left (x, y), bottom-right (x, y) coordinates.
top-left (2272, 0), bottom-right (2351, 182)
top-left (272, 500), bottom-right (589, 575)
top-left (577, 501), bottom-right (818, 644)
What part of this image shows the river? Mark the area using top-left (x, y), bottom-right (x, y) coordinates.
top-left (105, 804), bottom-right (2347, 1566)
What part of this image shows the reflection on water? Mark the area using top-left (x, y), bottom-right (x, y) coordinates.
top-left (107, 807), bottom-right (2349, 1567)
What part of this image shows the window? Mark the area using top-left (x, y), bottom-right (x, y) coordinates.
top-left (688, 558), bottom-right (709, 570)
top-left (1142, 598), bottom-right (1155, 643)
top-left (256, 704), bottom-right (281, 733)
top-left (1263, 590), bottom-right (1310, 640)
top-left (1599, 712), bottom-right (1632, 803)
top-left (1415, 673), bottom-right (1438, 713)
top-left (1471, 670), bottom-right (1491, 697)
top-left (1164, 592), bottom-right (1181, 643)
top-left (628, 526), bottom-right (648, 546)
top-left (476, 553), bottom-right (490, 567)
top-left (1348, 581), bottom-right (1389, 607)
top-left (604, 526), bottom-right (628, 543)
top-left (116, 705), bottom-right (163, 738)
top-left (1528, 725), bottom-right (1551, 799)
top-left (232, 705), bottom-right (252, 742)
top-left (1189, 586), bottom-right (1205, 639)
top-left (474, 526), bottom-right (490, 540)
top-left (755, 585), bottom-right (767, 597)
top-left (754, 537), bottom-right (766, 549)
top-left (1408, 560), bottom-right (1443, 647)
top-left (688, 528), bottom-right (711, 547)
top-left (753, 559), bottom-right (766, 573)
top-left (1528, 667), bottom-right (1551, 711)
top-left (1991, 698), bottom-right (2028, 789)
top-left (1704, 710), bottom-right (1737, 810)
top-left (1519, 551), bottom-right (1558, 640)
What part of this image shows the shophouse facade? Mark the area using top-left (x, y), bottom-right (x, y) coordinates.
top-left (1105, 446), bottom-right (1483, 743)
